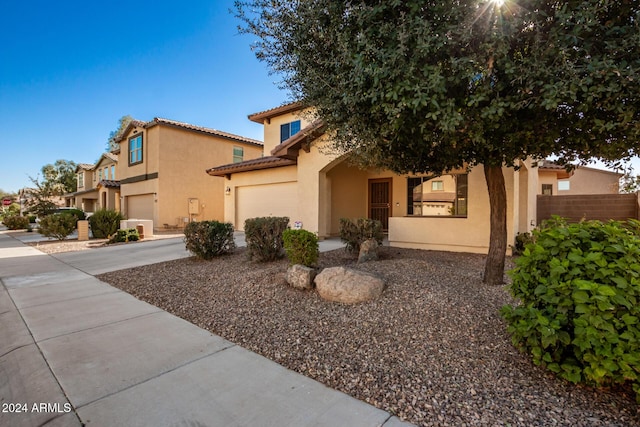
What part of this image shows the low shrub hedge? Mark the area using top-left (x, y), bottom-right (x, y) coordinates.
top-left (244, 216), bottom-right (289, 262)
top-left (89, 209), bottom-right (124, 238)
top-left (283, 229), bottom-right (319, 267)
top-left (2, 215), bottom-right (30, 230)
top-left (38, 213), bottom-right (77, 240)
top-left (501, 217), bottom-right (640, 402)
top-left (184, 221), bottom-right (235, 259)
top-left (109, 228), bottom-right (140, 243)
top-left (339, 217), bottom-right (383, 253)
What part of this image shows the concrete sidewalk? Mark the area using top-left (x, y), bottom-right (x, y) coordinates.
top-left (0, 231), bottom-right (410, 427)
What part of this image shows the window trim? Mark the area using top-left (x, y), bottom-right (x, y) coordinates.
top-left (407, 174), bottom-right (468, 218)
top-left (129, 134), bottom-right (143, 166)
top-left (233, 146), bottom-right (244, 163)
top-left (280, 120), bottom-right (301, 143)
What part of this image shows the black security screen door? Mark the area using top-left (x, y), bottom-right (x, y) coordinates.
top-left (368, 178), bottom-right (392, 230)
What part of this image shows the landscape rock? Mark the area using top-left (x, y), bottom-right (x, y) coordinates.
top-left (358, 238), bottom-right (379, 263)
top-left (314, 266), bottom-right (385, 303)
top-left (285, 264), bottom-right (316, 290)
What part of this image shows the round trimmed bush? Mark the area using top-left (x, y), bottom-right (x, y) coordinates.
top-left (501, 217), bottom-right (640, 401)
top-left (38, 213), bottom-right (77, 240)
top-left (89, 209), bottom-right (124, 238)
top-left (283, 229), bottom-right (319, 267)
top-left (2, 215), bottom-right (30, 230)
top-left (184, 220), bottom-right (235, 259)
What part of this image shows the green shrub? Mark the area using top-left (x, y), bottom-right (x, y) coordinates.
top-left (283, 229), bottom-right (319, 267)
top-left (184, 221), bottom-right (235, 259)
top-left (339, 218), bottom-right (383, 253)
top-left (38, 213), bottom-right (77, 240)
top-left (109, 228), bottom-right (140, 243)
top-left (89, 209), bottom-right (124, 238)
top-left (56, 208), bottom-right (85, 221)
top-left (244, 216), bottom-right (289, 262)
top-left (501, 218), bottom-right (640, 402)
top-left (512, 231), bottom-right (534, 256)
top-left (28, 215), bottom-right (37, 224)
top-left (2, 215), bottom-right (30, 230)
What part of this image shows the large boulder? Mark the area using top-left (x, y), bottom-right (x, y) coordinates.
top-left (358, 238), bottom-right (379, 263)
top-left (285, 264), bottom-right (316, 290)
top-left (314, 267), bottom-right (385, 304)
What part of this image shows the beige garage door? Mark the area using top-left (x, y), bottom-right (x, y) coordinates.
top-left (127, 194), bottom-right (154, 220)
top-left (236, 182), bottom-right (298, 230)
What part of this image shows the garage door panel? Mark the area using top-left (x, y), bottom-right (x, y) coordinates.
top-left (236, 183), bottom-right (298, 230)
top-left (127, 194), bottom-right (154, 220)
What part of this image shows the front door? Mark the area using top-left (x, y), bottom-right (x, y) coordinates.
top-left (368, 178), bottom-right (392, 230)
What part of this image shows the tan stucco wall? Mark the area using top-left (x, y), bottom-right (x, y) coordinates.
top-left (221, 165), bottom-right (298, 229)
top-left (561, 167), bottom-right (620, 195)
top-left (389, 165), bottom-right (517, 254)
top-left (262, 110), bottom-right (314, 154)
top-left (117, 123), bottom-right (262, 229)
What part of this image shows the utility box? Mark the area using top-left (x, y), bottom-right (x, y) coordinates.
top-left (77, 220), bottom-right (89, 241)
top-left (188, 198), bottom-right (200, 215)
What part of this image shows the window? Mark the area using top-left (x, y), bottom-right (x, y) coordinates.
top-left (558, 180), bottom-right (570, 191)
top-left (110, 165), bottom-right (115, 180)
top-left (98, 168), bottom-right (103, 181)
top-left (78, 173), bottom-right (84, 188)
top-left (541, 184), bottom-right (553, 195)
top-left (233, 146), bottom-right (244, 163)
top-left (280, 120), bottom-right (301, 143)
top-left (129, 134), bottom-right (143, 165)
top-left (407, 174), bottom-right (468, 217)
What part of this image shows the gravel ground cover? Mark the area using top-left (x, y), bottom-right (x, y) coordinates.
top-left (98, 247), bottom-right (639, 426)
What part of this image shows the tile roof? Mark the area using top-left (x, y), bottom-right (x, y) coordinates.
top-left (206, 156), bottom-right (296, 177)
top-left (76, 163), bottom-right (95, 171)
top-left (113, 117), bottom-right (262, 147)
top-left (97, 180), bottom-right (120, 189)
top-left (146, 117), bottom-right (263, 146)
top-left (248, 101), bottom-right (304, 123)
top-left (271, 120), bottom-right (326, 159)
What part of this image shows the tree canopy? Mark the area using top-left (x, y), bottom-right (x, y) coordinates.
top-left (236, 0), bottom-right (640, 284)
top-left (40, 159), bottom-right (77, 195)
top-left (107, 115), bottom-right (134, 152)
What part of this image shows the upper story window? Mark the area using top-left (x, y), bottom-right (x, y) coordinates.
top-left (407, 174), bottom-right (468, 217)
top-left (558, 180), bottom-right (570, 191)
top-left (110, 165), bottom-right (115, 180)
top-left (78, 173), bottom-right (84, 188)
top-left (129, 134), bottom-right (143, 165)
top-left (98, 168), bottom-right (103, 181)
top-left (542, 184), bottom-right (553, 195)
top-left (280, 120), bottom-right (301, 143)
top-left (233, 146), bottom-right (244, 163)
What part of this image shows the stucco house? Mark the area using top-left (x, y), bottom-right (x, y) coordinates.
top-left (208, 102), bottom-right (629, 255)
top-left (66, 152), bottom-right (119, 213)
top-left (537, 160), bottom-right (622, 195)
top-left (113, 117), bottom-right (263, 230)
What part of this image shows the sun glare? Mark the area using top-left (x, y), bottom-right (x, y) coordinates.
top-left (492, 0), bottom-right (506, 6)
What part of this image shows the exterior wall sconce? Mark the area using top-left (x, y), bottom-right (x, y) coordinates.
top-left (225, 187), bottom-right (231, 196)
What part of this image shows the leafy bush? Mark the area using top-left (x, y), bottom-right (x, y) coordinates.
top-left (501, 218), bottom-right (640, 401)
top-left (244, 216), bottom-right (289, 262)
top-left (89, 209), bottom-right (124, 238)
top-left (109, 228), bottom-right (140, 243)
top-left (184, 221), bottom-right (235, 259)
top-left (28, 215), bottom-right (37, 224)
top-left (512, 231), bottom-right (534, 256)
top-left (2, 215), bottom-right (30, 230)
top-left (283, 229), bottom-right (319, 267)
top-left (38, 213), bottom-right (77, 240)
top-left (339, 218), bottom-right (383, 253)
top-left (54, 208), bottom-right (85, 221)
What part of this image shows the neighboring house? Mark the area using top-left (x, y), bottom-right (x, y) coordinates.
top-left (538, 160), bottom-right (622, 195)
top-left (66, 153), bottom-right (119, 213)
top-left (208, 103), bottom-right (629, 255)
top-left (113, 117), bottom-right (263, 230)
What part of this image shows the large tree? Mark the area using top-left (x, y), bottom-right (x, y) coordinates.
top-left (107, 115), bottom-right (134, 152)
top-left (236, 0), bottom-right (640, 284)
top-left (40, 159), bottom-right (78, 195)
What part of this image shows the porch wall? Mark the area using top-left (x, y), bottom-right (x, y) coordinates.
top-left (389, 165), bottom-right (516, 255)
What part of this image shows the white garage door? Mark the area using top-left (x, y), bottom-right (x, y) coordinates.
top-left (236, 182), bottom-right (298, 230)
top-left (127, 194), bottom-right (154, 220)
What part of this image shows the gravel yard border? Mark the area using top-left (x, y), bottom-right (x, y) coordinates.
top-left (97, 246), bottom-right (640, 426)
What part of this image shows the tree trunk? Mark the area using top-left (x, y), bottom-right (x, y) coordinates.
top-left (483, 164), bottom-right (507, 285)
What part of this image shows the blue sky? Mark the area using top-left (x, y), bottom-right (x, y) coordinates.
top-left (0, 0), bottom-right (288, 193)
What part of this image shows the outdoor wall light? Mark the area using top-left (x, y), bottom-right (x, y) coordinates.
top-left (225, 187), bottom-right (231, 196)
